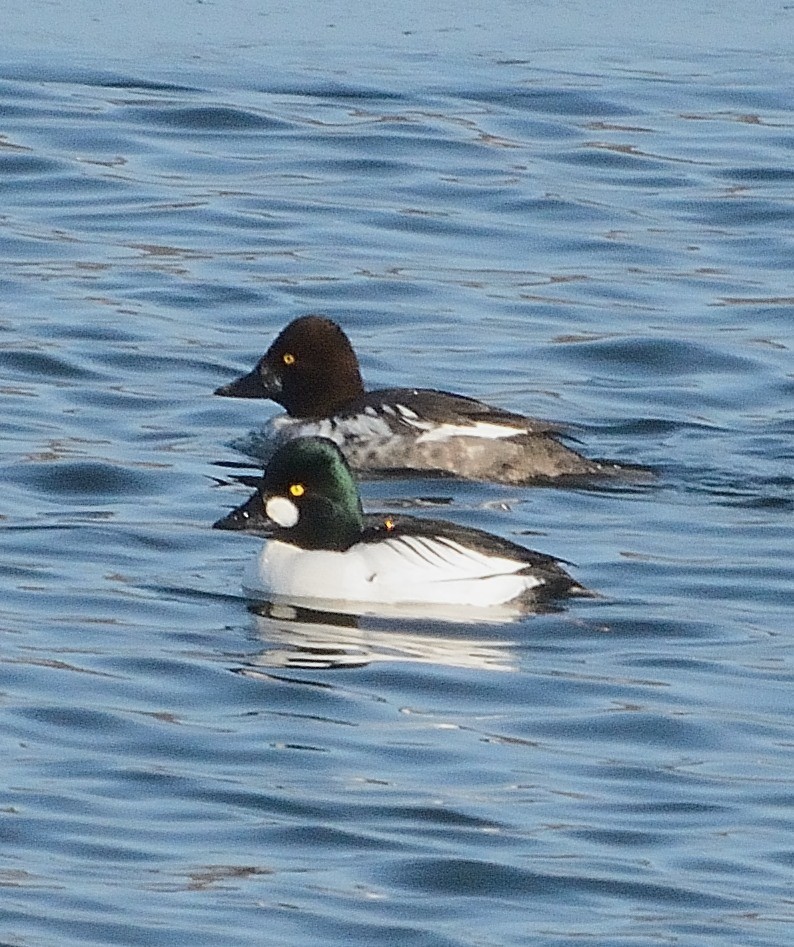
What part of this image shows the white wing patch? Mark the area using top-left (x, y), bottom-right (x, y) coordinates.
top-left (415, 421), bottom-right (527, 443)
top-left (270, 406), bottom-right (525, 446)
top-left (381, 534), bottom-right (536, 582)
top-left (394, 403), bottom-right (420, 421)
top-left (380, 403), bottom-right (526, 442)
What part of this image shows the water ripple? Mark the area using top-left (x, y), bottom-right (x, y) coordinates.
top-left (0, 28), bottom-right (791, 947)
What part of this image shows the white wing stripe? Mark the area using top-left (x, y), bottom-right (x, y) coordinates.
top-left (416, 422), bottom-right (526, 443)
top-left (380, 534), bottom-right (527, 580)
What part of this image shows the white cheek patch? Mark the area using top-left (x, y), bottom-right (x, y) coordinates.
top-left (265, 495), bottom-right (300, 528)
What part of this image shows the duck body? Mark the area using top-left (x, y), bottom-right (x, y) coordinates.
top-left (215, 315), bottom-right (619, 484)
top-left (213, 436), bottom-right (589, 609)
top-left (264, 387), bottom-right (611, 483)
top-left (245, 512), bottom-right (581, 607)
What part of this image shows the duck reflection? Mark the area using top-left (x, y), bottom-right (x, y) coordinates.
top-left (237, 598), bottom-right (528, 672)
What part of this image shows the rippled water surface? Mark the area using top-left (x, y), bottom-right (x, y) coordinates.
top-left (1, 3), bottom-right (793, 945)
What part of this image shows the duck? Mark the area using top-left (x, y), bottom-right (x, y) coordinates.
top-left (214, 314), bottom-right (625, 484)
top-left (213, 436), bottom-right (590, 609)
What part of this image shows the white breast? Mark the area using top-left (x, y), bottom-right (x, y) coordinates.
top-left (244, 536), bottom-right (541, 607)
top-left (269, 413), bottom-right (395, 445)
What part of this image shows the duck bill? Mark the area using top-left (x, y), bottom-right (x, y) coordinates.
top-left (213, 489), bottom-right (271, 533)
top-left (215, 365), bottom-right (280, 399)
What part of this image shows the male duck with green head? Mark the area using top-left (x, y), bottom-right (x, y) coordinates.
top-left (214, 436), bottom-right (590, 610)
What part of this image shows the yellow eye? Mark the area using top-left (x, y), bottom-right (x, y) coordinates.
top-left (289, 483), bottom-right (305, 498)
top-left (384, 516), bottom-right (395, 531)
top-left (283, 352), bottom-right (296, 366)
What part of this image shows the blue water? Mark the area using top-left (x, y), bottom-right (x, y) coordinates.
top-left (1, 3), bottom-right (793, 945)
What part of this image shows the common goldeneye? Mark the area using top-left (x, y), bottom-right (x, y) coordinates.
top-left (213, 436), bottom-right (590, 609)
top-left (214, 314), bottom-right (623, 484)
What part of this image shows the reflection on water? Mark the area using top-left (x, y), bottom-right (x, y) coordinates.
top-left (241, 600), bottom-right (518, 671)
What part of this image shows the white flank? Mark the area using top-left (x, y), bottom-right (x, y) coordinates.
top-left (245, 534), bottom-right (543, 608)
top-left (265, 496), bottom-right (299, 528)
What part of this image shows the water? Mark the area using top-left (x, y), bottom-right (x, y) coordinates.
top-left (1, 3), bottom-right (793, 945)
